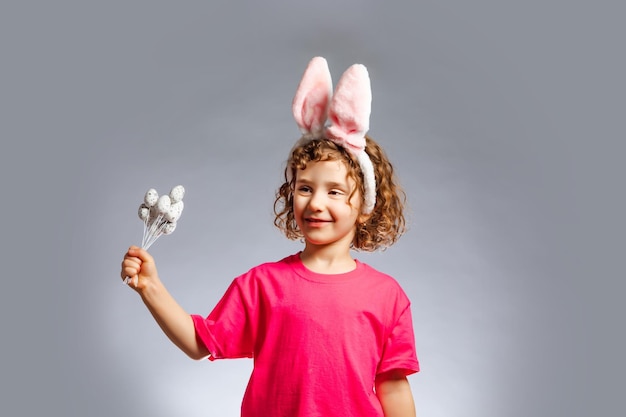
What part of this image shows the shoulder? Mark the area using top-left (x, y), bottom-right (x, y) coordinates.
top-left (358, 261), bottom-right (404, 288)
top-left (220, 254), bottom-right (299, 301)
top-left (248, 253), bottom-right (298, 273)
top-left (356, 261), bottom-right (412, 303)
top-left (233, 253), bottom-right (299, 283)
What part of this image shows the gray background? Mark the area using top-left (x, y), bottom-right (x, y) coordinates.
top-left (1, 1), bottom-right (623, 416)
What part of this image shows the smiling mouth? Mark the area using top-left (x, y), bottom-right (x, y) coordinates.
top-left (306, 218), bottom-right (331, 223)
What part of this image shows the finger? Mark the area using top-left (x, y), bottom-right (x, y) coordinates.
top-left (123, 274), bottom-right (139, 288)
top-left (121, 266), bottom-right (138, 281)
top-left (122, 254), bottom-right (140, 264)
top-left (127, 246), bottom-right (154, 264)
top-left (121, 258), bottom-right (141, 278)
top-left (122, 256), bottom-right (141, 267)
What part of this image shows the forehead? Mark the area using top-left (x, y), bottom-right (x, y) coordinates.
top-left (295, 159), bottom-right (353, 185)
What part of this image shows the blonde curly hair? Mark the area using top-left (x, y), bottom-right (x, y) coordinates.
top-left (274, 136), bottom-right (406, 251)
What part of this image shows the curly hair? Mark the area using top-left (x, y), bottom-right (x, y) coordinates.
top-left (274, 135), bottom-right (406, 251)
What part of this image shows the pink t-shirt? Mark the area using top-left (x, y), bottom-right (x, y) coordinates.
top-left (192, 253), bottom-right (419, 417)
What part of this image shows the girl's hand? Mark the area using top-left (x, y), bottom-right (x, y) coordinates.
top-left (121, 245), bottom-right (160, 292)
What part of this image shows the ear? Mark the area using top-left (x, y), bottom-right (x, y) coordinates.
top-left (326, 63), bottom-right (372, 153)
top-left (292, 57), bottom-right (333, 137)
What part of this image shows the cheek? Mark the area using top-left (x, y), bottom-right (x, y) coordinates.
top-left (346, 202), bottom-right (362, 221)
top-left (346, 201), bottom-right (363, 222)
top-left (292, 196), bottom-right (305, 216)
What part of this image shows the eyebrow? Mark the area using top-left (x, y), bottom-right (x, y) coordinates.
top-left (295, 178), bottom-right (351, 190)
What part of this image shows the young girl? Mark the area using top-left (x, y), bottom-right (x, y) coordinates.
top-left (121, 57), bottom-right (419, 417)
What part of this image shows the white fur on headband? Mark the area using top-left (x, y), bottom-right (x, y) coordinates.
top-left (291, 57), bottom-right (376, 214)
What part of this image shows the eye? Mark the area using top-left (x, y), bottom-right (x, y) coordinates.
top-left (297, 185), bottom-right (312, 194)
top-left (329, 189), bottom-right (344, 196)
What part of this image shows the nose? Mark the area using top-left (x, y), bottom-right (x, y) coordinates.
top-left (307, 190), bottom-right (325, 211)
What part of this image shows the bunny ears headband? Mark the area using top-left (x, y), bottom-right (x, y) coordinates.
top-left (291, 56), bottom-right (376, 214)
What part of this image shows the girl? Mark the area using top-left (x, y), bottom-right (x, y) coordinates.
top-left (121, 57), bottom-right (419, 417)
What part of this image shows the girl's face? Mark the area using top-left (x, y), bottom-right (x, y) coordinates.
top-left (293, 159), bottom-right (362, 250)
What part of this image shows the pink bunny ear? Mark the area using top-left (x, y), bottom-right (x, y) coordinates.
top-left (326, 64), bottom-right (372, 154)
top-left (292, 57), bottom-right (333, 137)
top-left (289, 58), bottom-right (377, 214)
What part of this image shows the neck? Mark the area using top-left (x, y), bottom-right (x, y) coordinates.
top-left (300, 244), bottom-right (356, 274)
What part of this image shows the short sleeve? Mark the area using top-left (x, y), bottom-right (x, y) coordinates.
top-left (191, 276), bottom-right (257, 361)
top-left (377, 303), bottom-right (420, 376)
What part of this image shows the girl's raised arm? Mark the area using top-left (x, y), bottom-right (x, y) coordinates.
top-left (121, 246), bottom-right (209, 360)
